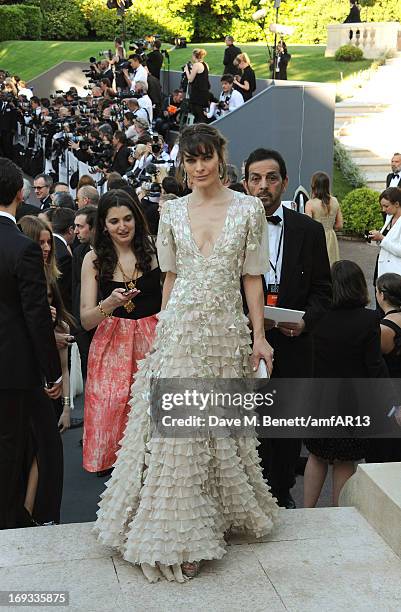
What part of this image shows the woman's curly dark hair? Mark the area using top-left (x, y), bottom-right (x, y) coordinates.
top-left (93, 189), bottom-right (155, 281)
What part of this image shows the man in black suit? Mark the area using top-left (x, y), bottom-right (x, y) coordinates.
top-left (110, 130), bottom-right (131, 176)
top-left (386, 152), bottom-right (401, 188)
top-left (244, 148), bottom-right (332, 508)
top-left (48, 207), bottom-right (75, 314)
top-left (72, 205), bottom-right (97, 379)
top-left (0, 157), bottom-right (62, 529)
top-left (343, 0), bottom-right (361, 23)
top-left (146, 40), bottom-right (164, 81)
top-left (223, 36), bottom-right (242, 76)
top-left (33, 173), bottom-right (53, 210)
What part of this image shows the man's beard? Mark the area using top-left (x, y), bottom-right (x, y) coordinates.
top-left (258, 191), bottom-right (280, 214)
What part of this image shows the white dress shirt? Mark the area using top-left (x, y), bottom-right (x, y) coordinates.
top-left (264, 203), bottom-right (284, 286)
top-left (0, 211), bottom-right (16, 223)
top-left (130, 64), bottom-right (148, 90)
top-left (389, 173), bottom-right (401, 187)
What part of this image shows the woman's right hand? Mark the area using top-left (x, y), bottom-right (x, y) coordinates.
top-left (104, 288), bottom-right (141, 312)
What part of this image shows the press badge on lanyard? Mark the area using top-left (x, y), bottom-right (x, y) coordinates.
top-left (267, 227), bottom-right (283, 307)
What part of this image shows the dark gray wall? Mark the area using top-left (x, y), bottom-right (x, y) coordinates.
top-left (29, 63), bottom-right (335, 196)
top-left (214, 80), bottom-right (336, 196)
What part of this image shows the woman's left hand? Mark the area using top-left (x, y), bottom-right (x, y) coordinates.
top-left (369, 230), bottom-right (384, 242)
top-left (251, 336), bottom-right (274, 375)
top-left (58, 409), bottom-right (71, 434)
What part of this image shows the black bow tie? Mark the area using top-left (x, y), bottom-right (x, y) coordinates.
top-left (266, 215), bottom-right (282, 225)
top-left (393, 173), bottom-right (400, 179)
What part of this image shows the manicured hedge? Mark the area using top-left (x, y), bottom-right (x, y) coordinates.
top-left (0, 6), bottom-right (26, 41)
top-left (18, 5), bottom-right (42, 40)
top-left (341, 187), bottom-right (382, 235)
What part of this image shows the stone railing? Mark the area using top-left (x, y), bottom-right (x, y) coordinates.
top-left (325, 21), bottom-right (401, 59)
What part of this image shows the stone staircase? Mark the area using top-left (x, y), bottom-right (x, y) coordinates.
top-left (335, 53), bottom-right (401, 192)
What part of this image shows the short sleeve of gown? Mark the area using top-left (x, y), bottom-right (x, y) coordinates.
top-left (156, 200), bottom-right (177, 273)
top-left (242, 197), bottom-right (269, 276)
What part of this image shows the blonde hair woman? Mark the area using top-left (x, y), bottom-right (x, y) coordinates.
top-left (233, 53), bottom-right (256, 101)
top-left (305, 171), bottom-right (343, 266)
top-left (184, 48), bottom-right (211, 122)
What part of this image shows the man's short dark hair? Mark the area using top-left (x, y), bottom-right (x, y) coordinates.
top-left (129, 54), bottom-right (142, 63)
top-left (162, 176), bottom-right (182, 197)
top-left (31, 96), bottom-right (40, 106)
top-left (154, 40), bottom-right (162, 50)
top-left (50, 181), bottom-right (69, 194)
top-left (244, 148), bottom-right (287, 182)
top-left (100, 78), bottom-right (111, 88)
top-left (221, 74), bottom-right (234, 84)
top-left (114, 130), bottom-right (127, 145)
top-left (0, 157), bottom-right (23, 207)
top-left (52, 192), bottom-right (75, 209)
top-left (75, 205), bottom-right (97, 230)
top-left (51, 207), bottom-right (75, 235)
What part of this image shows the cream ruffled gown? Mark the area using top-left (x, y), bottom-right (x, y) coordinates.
top-left (94, 192), bottom-right (278, 578)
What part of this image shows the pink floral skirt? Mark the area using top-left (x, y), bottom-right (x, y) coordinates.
top-left (83, 315), bottom-right (157, 472)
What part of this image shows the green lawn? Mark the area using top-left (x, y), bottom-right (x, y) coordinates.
top-left (0, 40), bottom-right (373, 83)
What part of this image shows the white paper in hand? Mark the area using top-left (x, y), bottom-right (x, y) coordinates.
top-left (255, 359), bottom-right (269, 379)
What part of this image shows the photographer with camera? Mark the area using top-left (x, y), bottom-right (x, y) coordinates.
top-left (124, 99), bottom-right (150, 124)
top-left (206, 74), bottom-right (244, 121)
top-left (133, 80), bottom-right (153, 124)
top-left (154, 88), bottom-right (184, 137)
top-left (146, 40), bottom-right (163, 81)
top-left (110, 130), bottom-right (131, 175)
top-left (123, 55), bottom-right (148, 92)
top-left (0, 88), bottom-right (19, 159)
top-left (184, 49), bottom-right (211, 123)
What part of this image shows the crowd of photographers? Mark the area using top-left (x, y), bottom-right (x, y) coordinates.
top-left (0, 36), bottom-right (257, 196)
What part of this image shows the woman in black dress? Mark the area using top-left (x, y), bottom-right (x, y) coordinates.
top-left (304, 261), bottom-right (388, 507)
top-left (18, 216), bottom-right (71, 524)
top-left (366, 273), bottom-right (401, 462)
top-left (233, 53), bottom-right (256, 102)
top-left (184, 49), bottom-right (211, 123)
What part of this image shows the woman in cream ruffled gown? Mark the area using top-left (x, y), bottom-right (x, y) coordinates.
top-left (94, 124), bottom-right (278, 582)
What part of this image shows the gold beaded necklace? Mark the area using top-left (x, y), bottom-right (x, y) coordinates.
top-left (117, 261), bottom-right (139, 313)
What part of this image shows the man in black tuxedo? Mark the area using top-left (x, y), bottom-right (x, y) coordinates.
top-left (33, 173), bottom-right (53, 210)
top-left (244, 148), bottom-right (332, 508)
top-left (386, 152), bottom-right (401, 188)
top-left (223, 36), bottom-right (242, 76)
top-left (0, 157), bottom-right (62, 529)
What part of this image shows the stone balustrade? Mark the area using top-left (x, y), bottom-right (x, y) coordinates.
top-left (325, 22), bottom-right (401, 59)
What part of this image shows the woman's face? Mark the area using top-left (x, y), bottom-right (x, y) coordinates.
top-left (39, 229), bottom-right (52, 263)
top-left (183, 148), bottom-right (220, 189)
top-left (104, 205), bottom-right (135, 246)
top-left (381, 198), bottom-right (401, 217)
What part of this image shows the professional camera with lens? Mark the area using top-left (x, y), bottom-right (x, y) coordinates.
top-left (180, 61), bottom-right (192, 90)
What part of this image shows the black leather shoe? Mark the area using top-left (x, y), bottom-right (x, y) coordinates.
top-left (276, 493), bottom-right (296, 509)
top-left (70, 417), bottom-right (84, 429)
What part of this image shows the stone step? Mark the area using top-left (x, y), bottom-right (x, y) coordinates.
top-left (343, 146), bottom-right (382, 159)
top-left (335, 103), bottom-right (390, 115)
top-left (1, 507), bottom-right (401, 610)
top-left (351, 157), bottom-right (390, 174)
top-left (340, 462), bottom-right (401, 559)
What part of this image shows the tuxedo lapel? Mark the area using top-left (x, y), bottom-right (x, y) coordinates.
top-left (278, 208), bottom-right (304, 304)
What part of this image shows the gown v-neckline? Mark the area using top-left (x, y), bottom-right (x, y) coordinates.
top-left (185, 193), bottom-right (235, 260)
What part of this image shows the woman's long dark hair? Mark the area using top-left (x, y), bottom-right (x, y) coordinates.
top-left (331, 260), bottom-right (369, 309)
top-left (311, 171), bottom-right (331, 210)
top-left (377, 273), bottom-right (401, 309)
top-left (93, 189), bottom-right (155, 281)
